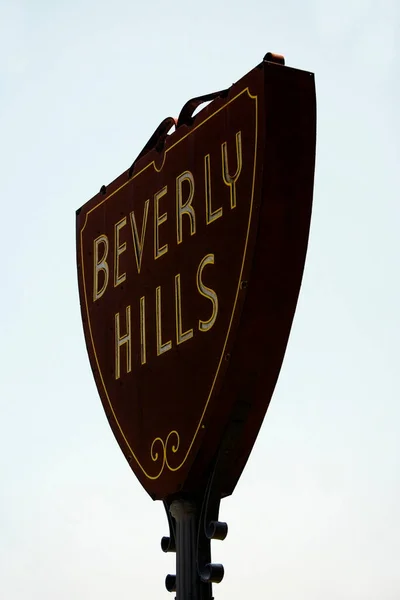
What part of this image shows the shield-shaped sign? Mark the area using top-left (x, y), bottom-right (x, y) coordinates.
top-left (76, 57), bottom-right (316, 500)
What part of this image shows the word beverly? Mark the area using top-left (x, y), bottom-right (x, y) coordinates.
top-left (91, 131), bottom-right (243, 380)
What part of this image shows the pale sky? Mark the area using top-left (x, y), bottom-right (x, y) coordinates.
top-left (0, 1), bottom-right (399, 599)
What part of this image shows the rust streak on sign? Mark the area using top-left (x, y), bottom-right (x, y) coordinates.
top-left (76, 59), bottom-right (316, 500)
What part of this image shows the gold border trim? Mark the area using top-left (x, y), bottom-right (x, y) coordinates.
top-left (80, 88), bottom-right (258, 480)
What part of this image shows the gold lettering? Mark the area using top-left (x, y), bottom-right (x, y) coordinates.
top-left (205, 154), bottom-right (222, 224)
top-left (93, 234), bottom-right (109, 302)
top-left (114, 217), bottom-right (127, 287)
top-left (140, 295), bottom-right (146, 365)
top-left (175, 274), bottom-right (194, 345)
top-left (196, 254), bottom-right (218, 332)
top-left (176, 170), bottom-right (196, 244)
top-left (221, 131), bottom-right (242, 209)
top-left (130, 199), bottom-right (149, 273)
top-left (154, 186), bottom-right (168, 259)
top-left (115, 305), bottom-right (132, 379)
top-left (156, 286), bottom-right (172, 355)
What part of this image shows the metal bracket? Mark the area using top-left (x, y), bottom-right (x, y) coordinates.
top-left (197, 458), bottom-right (228, 586)
top-left (99, 50), bottom-right (284, 195)
top-left (127, 89), bottom-right (229, 181)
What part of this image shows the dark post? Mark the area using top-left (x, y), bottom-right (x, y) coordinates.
top-left (162, 462), bottom-right (227, 600)
top-left (170, 499), bottom-right (201, 600)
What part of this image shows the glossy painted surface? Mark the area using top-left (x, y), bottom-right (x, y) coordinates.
top-left (76, 60), bottom-right (316, 500)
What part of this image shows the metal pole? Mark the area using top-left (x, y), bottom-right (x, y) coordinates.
top-left (170, 499), bottom-right (200, 600)
top-left (163, 463), bottom-right (226, 599)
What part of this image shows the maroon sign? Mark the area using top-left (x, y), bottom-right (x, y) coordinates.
top-left (76, 58), bottom-right (316, 500)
